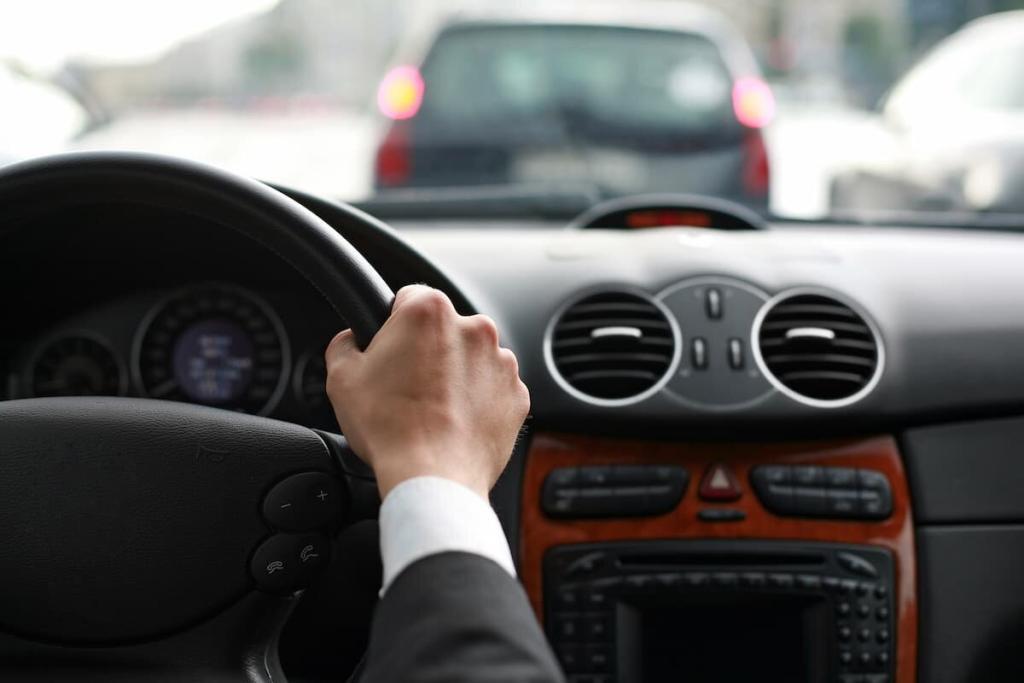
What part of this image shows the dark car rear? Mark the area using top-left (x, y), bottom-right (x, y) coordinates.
top-left (373, 11), bottom-right (773, 207)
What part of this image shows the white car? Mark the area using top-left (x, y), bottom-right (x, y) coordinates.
top-left (830, 11), bottom-right (1024, 215)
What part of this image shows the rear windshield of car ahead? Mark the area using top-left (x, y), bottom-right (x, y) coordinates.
top-left (418, 24), bottom-right (738, 135)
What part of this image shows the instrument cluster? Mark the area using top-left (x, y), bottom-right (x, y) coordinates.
top-left (12, 283), bottom-right (335, 425)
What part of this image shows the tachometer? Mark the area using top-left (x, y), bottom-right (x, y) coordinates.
top-left (133, 285), bottom-right (290, 415)
top-left (30, 334), bottom-right (126, 397)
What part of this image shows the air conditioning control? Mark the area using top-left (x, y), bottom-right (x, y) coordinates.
top-left (751, 465), bottom-right (893, 520)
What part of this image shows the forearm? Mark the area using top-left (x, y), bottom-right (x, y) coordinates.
top-left (359, 552), bottom-right (565, 683)
top-left (355, 476), bottom-right (564, 682)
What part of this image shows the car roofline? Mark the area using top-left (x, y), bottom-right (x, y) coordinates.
top-left (386, 1), bottom-right (760, 79)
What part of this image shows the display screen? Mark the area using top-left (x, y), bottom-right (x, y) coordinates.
top-left (619, 598), bottom-right (818, 683)
top-left (172, 319), bottom-right (254, 403)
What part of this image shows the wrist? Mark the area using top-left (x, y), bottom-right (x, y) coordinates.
top-left (373, 455), bottom-right (490, 501)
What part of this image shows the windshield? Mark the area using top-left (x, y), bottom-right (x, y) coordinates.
top-left (3, 0), bottom-right (1024, 223)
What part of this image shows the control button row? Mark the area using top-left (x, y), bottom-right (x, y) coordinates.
top-left (689, 337), bottom-right (745, 370)
top-left (840, 675), bottom-right (890, 683)
top-left (262, 471), bottom-right (342, 531)
top-left (752, 464), bottom-right (888, 490)
top-left (558, 644), bottom-right (612, 674)
top-left (552, 614), bottom-right (612, 642)
top-left (556, 572), bottom-right (876, 600)
top-left (250, 532), bottom-right (329, 592)
top-left (543, 466), bottom-right (688, 518)
top-left (750, 465), bottom-right (893, 519)
top-left (839, 647), bottom-right (892, 673)
top-left (553, 576), bottom-right (892, 611)
top-left (837, 624), bottom-right (890, 644)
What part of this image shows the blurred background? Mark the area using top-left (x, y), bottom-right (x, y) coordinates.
top-left (2, 0), bottom-right (1023, 219)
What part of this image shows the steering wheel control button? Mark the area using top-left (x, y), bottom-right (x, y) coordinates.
top-left (263, 471), bottom-right (342, 531)
top-left (542, 465), bottom-right (688, 518)
top-left (699, 463), bottom-right (741, 501)
top-left (751, 465), bottom-right (893, 520)
top-left (294, 533), bottom-right (329, 583)
top-left (251, 534), bottom-right (301, 592)
top-left (250, 532), bottom-right (329, 592)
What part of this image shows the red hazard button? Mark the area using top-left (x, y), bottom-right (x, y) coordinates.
top-left (699, 463), bottom-right (741, 501)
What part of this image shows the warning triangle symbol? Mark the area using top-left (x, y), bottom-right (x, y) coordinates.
top-left (709, 467), bottom-right (731, 490)
top-left (699, 463), bottom-right (741, 501)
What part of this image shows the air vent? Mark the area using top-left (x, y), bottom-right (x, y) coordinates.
top-left (547, 291), bottom-right (678, 405)
top-left (755, 292), bottom-right (882, 407)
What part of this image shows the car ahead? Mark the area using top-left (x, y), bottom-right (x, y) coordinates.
top-left (371, 2), bottom-right (774, 209)
top-left (830, 11), bottom-right (1024, 215)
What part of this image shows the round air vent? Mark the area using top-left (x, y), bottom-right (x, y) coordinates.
top-left (546, 291), bottom-right (679, 405)
top-left (754, 290), bottom-right (883, 407)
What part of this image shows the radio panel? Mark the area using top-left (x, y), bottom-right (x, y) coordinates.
top-left (544, 541), bottom-right (895, 683)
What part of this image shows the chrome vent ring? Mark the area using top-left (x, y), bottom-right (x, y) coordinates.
top-left (753, 289), bottom-right (883, 408)
top-left (545, 290), bottom-right (681, 406)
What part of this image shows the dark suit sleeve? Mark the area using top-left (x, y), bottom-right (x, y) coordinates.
top-left (355, 551), bottom-right (566, 682)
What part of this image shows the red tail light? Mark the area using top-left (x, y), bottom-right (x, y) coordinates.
top-left (375, 122), bottom-right (411, 187)
top-left (742, 129), bottom-right (770, 198)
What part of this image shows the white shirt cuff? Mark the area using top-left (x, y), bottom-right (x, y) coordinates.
top-left (378, 475), bottom-right (516, 593)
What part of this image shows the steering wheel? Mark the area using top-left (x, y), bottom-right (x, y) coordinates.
top-left (0, 152), bottom-right (395, 681)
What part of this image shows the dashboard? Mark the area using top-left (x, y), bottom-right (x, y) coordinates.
top-left (4, 191), bottom-right (1024, 683)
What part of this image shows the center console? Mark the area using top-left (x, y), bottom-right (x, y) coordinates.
top-left (545, 541), bottom-right (894, 683)
top-left (520, 433), bottom-right (915, 683)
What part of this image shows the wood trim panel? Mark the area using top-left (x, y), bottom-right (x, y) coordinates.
top-left (520, 432), bottom-right (916, 683)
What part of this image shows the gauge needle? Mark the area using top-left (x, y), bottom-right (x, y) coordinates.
top-left (150, 379), bottom-right (179, 398)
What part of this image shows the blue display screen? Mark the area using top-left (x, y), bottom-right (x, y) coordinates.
top-left (172, 319), bottom-right (254, 403)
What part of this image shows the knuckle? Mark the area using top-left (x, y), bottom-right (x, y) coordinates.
top-left (466, 314), bottom-right (500, 345)
top-left (498, 346), bottom-right (520, 373)
top-left (406, 288), bottom-right (452, 321)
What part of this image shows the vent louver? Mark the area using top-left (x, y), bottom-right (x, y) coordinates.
top-left (756, 292), bottom-right (881, 406)
top-left (548, 291), bottom-right (677, 404)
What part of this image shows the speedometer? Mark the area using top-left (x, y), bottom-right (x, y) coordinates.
top-left (30, 334), bottom-right (126, 397)
top-left (133, 285), bottom-right (290, 415)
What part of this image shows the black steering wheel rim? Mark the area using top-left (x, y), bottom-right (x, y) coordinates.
top-left (0, 151), bottom-right (394, 348)
top-left (0, 152), bottom-right (394, 679)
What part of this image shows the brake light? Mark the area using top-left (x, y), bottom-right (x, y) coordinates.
top-left (742, 129), bottom-right (770, 197)
top-left (732, 77), bottom-right (775, 128)
top-left (375, 123), bottom-right (411, 187)
top-left (377, 65), bottom-right (424, 120)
